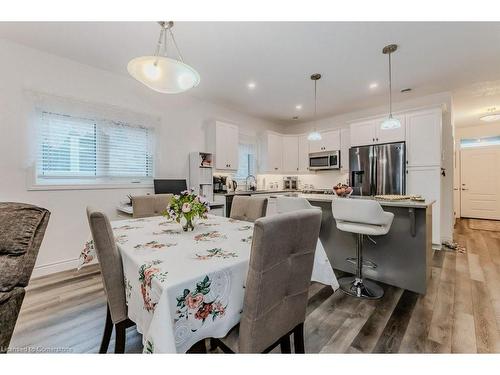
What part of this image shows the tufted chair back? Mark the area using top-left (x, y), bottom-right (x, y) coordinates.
top-left (229, 196), bottom-right (268, 222)
top-left (238, 209), bottom-right (321, 353)
top-left (132, 194), bottom-right (173, 218)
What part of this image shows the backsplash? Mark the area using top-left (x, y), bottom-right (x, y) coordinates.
top-left (256, 171), bottom-right (349, 191)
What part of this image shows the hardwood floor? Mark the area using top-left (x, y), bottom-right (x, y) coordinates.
top-left (9, 218), bottom-right (500, 353)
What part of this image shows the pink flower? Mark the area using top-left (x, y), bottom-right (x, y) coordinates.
top-left (182, 203), bottom-right (192, 213)
top-left (144, 267), bottom-right (159, 285)
top-left (185, 293), bottom-right (204, 309)
top-left (213, 302), bottom-right (225, 316)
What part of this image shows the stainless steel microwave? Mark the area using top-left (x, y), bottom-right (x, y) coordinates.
top-left (308, 150), bottom-right (340, 170)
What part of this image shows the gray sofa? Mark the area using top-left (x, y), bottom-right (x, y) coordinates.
top-left (0, 202), bottom-right (50, 353)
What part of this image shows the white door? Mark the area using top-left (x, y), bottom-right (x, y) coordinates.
top-left (406, 108), bottom-right (442, 167)
top-left (267, 133), bottom-right (283, 172)
top-left (298, 134), bottom-right (309, 172)
top-left (375, 115), bottom-right (406, 144)
top-left (282, 136), bottom-right (299, 172)
top-left (407, 166), bottom-right (441, 245)
top-left (340, 128), bottom-right (350, 172)
top-left (350, 120), bottom-right (376, 147)
top-left (460, 146), bottom-right (500, 220)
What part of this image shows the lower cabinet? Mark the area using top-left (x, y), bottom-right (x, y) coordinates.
top-left (406, 166), bottom-right (441, 246)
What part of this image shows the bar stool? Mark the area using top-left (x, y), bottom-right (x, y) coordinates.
top-left (331, 198), bottom-right (394, 299)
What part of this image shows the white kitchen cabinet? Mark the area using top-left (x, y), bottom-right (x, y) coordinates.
top-left (309, 129), bottom-right (341, 153)
top-left (208, 121), bottom-right (239, 171)
top-left (350, 120), bottom-right (377, 147)
top-left (298, 134), bottom-right (310, 172)
top-left (350, 115), bottom-right (405, 147)
top-left (340, 128), bottom-right (350, 173)
top-left (282, 135), bottom-right (299, 172)
top-left (406, 166), bottom-right (441, 245)
top-left (265, 132), bottom-right (283, 173)
top-left (406, 108), bottom-right (442, 167)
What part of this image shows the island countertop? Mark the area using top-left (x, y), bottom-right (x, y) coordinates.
top-left (296, 193), bottom-right (435, 208)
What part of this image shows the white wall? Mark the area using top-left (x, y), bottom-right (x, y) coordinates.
top-left (281, 92), bottom-right (455, 243)
top-left (0, 39), bottom-right (283, 276)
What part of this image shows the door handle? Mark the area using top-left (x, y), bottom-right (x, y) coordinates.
top-left (461, 188), bottom-right (469, 191)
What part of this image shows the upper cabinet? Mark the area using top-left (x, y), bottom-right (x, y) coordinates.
top-left (298, 134), bottom-right (310, 172)
top-left (282, 135), bottom-right (299, 172)
top-left (350, 115), bottom-right (405, 147)
top-left (264, 132), bottom-right (283, 173)
top-left (309, 129), bottom-right (341, 153)
top-left (406, 108), bottom-right (442, 167)
top-left (340, 128), bottom-right (350, 173)
top-left (207, 121), bottom-right (239, 171)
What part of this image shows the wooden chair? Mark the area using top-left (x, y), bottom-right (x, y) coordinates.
top-left (86, 207), bottom-right (135, 353)
top-left (211, 209), bottom-right (322, 353)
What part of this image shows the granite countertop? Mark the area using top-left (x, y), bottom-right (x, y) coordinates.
top-left (296, 193), bottom-right (435, 208)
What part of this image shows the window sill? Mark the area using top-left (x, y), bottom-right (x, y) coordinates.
top-left (27, 182), bottom-right (154, 192)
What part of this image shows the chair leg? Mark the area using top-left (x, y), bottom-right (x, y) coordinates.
top-left (114, 323), bottom-right (126, 354)
top-left (99, 305), bottom-right (113, 353)
top-left (293, 323), bottom-right (305, 353)
top-left (209, 338), bottom-right (218, 351)
top-left (187, 339), bottom-right (207, 353)
top-left (280, 334), bottom-right (291, 353)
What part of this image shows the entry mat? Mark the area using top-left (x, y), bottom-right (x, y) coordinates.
top-left (468, 219), bottom-right (500, 232)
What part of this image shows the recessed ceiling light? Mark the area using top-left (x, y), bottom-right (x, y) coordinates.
top-left (295, 104), bottom-right (302, 110)
top-left (247, 82), bottom-right (256, 89)
top-left (369, 82), bottom-right (378, 89)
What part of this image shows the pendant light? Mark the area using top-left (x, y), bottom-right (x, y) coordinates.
top-left (380, 44), bottom-right (401, 130)
top-left (307, 73), bottom-right (322, 141)
top-left (128, 21), bottom-right (200, 94)
top-left (480, 107), bottom-right (500, 122)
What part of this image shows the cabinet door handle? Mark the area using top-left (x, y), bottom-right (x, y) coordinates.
top-left (372, 138), bottom-right (375, 142)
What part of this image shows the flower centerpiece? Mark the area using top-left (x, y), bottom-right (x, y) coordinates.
top-left (163, 189), bottom-right (210, 231)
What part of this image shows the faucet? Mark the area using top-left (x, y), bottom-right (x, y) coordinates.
top-left (246, 175), bottom-right (257, 191)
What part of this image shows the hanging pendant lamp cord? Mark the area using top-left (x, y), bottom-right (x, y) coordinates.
top-left (153, 23), bottom-right (185, 63)
top-left (388, 52), bottom-right (393, 117)
top-left (313, 79), bottom-right (317, 132)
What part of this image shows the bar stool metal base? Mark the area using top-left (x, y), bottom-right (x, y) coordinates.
top-left (338, 276), bottom-right (384, 300)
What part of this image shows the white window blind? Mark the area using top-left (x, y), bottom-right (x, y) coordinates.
top-left (234, 143), bottom-right (255, 180)
top-left (37, 110), bottom-right (154, 183)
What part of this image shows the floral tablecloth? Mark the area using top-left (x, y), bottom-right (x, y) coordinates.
top-left (79, 214), bottom-right (337, 353)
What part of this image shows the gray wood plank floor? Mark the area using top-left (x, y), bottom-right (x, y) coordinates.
top-left (9, 219), bottom-right (500, 353)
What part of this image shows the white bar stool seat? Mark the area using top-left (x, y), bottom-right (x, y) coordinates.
top-left (276, 196), bottom-right (339, 291)
top-left (332, 198), bottom-right (394, 299)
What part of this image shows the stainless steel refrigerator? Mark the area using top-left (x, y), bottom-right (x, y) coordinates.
top-left (349, 142), bottom-right (406, 196)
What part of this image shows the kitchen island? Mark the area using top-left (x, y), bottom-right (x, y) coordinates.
top-left (299, 194), bottom-right (434, 295)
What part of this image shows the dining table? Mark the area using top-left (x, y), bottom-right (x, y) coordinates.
top-left (79, 214), bottom-right (338, 353)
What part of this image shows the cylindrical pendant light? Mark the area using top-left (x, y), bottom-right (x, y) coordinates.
top-left (307, 73), bottom-right (322, 141)
top-left (128, 21), bottom-right (200, 94)
top-left (380, 44), bottom-right (401, 130)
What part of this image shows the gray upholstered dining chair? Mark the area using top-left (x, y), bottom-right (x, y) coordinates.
top-left (0, 202), bottom-right (50, 353)
top-left (229, 196), bottom-right (268, 222)
top-left (211, 209), bottom-right (322, 353)
top-left (86, 207), bottom-right (135, 353)
top-left (131, 194), bottom-right (173, 218)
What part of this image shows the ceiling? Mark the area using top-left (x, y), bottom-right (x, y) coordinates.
top-left (1, 22), bottom-right (500, 125)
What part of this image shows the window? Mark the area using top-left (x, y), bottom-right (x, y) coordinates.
top-left (234, 143), bottom-right (256, 180)
top-left (36, 110), bottom-right (154, 186)
top-left (461, 136), bottom-right (500, 149)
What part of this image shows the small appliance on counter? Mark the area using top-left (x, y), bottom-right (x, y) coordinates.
top-left (213, 176), bottom-right (227, 193)
top-left (226, 176), bottom-right (237, 192)
top-left (283, 176), bottom-right (298, 190)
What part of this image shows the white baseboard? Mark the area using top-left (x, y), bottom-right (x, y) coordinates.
top-left (32, 258), bottom-right (81, 278)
